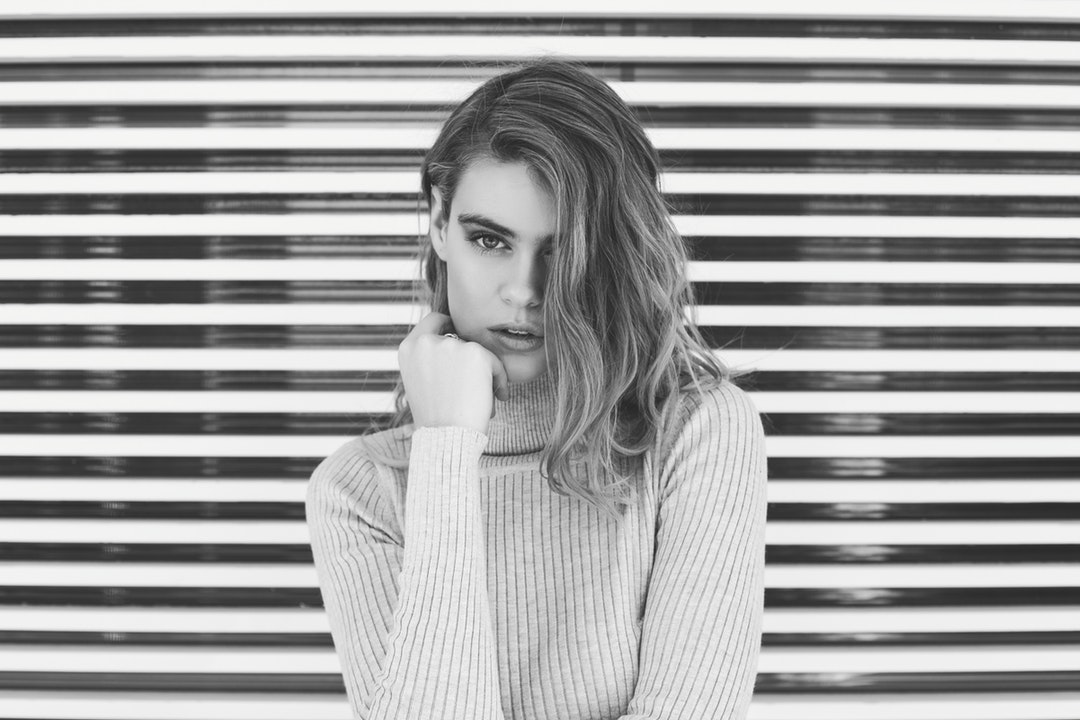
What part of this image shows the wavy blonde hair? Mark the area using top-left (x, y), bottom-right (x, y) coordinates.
top-left (361, 57), bottom-right (755, 521)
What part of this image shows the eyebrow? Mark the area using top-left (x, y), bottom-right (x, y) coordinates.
top-left (457, 212), bottom-right (554, 246)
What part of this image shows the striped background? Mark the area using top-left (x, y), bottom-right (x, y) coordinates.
top-left (1, 2), bottom-right (1079, 718)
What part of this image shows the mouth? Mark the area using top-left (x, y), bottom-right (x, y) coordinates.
top-left (491, 328), bottom-right (545, 351)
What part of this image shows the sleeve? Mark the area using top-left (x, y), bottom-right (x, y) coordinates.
top-left (305, 426), bottom-right (507, 720)
top-left (619, 383), bottom-right (769, 720)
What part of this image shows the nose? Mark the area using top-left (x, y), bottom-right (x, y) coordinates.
top-left (501, 251), bottom-right (546, 308)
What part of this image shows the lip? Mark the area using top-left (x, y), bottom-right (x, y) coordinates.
top-left (490, 322), bottom-right (544, 337)
top-left (491, 328), bottom-right (545, 352)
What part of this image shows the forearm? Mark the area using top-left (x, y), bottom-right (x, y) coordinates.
top-left (367, 426), bottom-right (505, 719)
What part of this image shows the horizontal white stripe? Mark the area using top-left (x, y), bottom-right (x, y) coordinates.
top-left (765, 607), bottom-right (1080, 634)
top-left (0, 434), bottom-right (1078, 458)
top-left (11, 172), bottom-right (1080, 196)
top-left (1, 391), bottom-right (1077, 414)
top-left (0, 390), bottom-right (394, 412)
top-left (0, 643), bottom-right (1072, 675)
top-left (0, 519), bottom-right (310, 543)
top-left (0, 172), bottom-right (425, 194)
top-left (3, 127), bottom-right (1080, 152)
top-left (750, 694), bottom-right (1080, 720)
top-left (660, 173), bottom-right (1080, 196)
top-left (0, 694), bottom-right (348, 720)
top-left (5, 36), bottom-right (1080, 65)
top-left (760, 646), bottom-right (1080, 673)
top-left (0, 605), bottom-right (1075, 635)
top-left (0, 348), bottom-right (402, 370)
top-left (7, 80), bottom-right (1080, 108)
top-left (768, 522), bottom-right (1080, 545)
top-left (0, 479), bottom-right (306, 502)
top-left (6, 215), bottom-right (1080, 239)
top-left (0, 258), bottom-right (425, 279)
top-left (766, 566), bottom-right (1080, 589)
top-left (2, 562), bottom-right (1078, 589)
top-left (0, 349), bottom-right (1075, 373)
top-left (5, 305), bottom-right (1080, 327)
top-left (7, 0), bottom-right (1080, 22)
top-left (0, 691), bottom-right (1071, 720)
top-left (721, 350), bottom-right (1080, 372)
top-left (770, 480), bottom-right (1080, 504)
top-left (2, 478), bottom-right (1076, 504)
top-left (695, 306), bottom-right (1080, 326)
top-left (0, 478), bottom-right (1076, 504)
top-left (674, 216), bottom-right (1080, 239)
top-left (0, 563), bottom-right (318, 587)
top-left (0, 646), bottom-right (338, 674)
top-left (0, 606), bottom-right (331, 633)
top-left (2, 258), bottom-right (1077, 283)
top-left (0, 518), bottom-right (1073, 545)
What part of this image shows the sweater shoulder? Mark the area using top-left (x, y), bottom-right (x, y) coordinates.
top-left (649, 378), bottom-right (765, 487)
top-left (304, 425), bottom-right (415, 538)
top-left (665, 378), bottom-right (762, 446)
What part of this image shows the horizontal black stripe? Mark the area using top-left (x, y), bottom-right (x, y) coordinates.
top-left (0, 669), bottom-right (1077, 694)
top-left (4, 150), bottom-right (1077, 173)
top-left (697, 326), bottom-right (1080, 350)
top-left (2, 500), bottom-right (1077, 520)
top-left (3, 281), bottom-right (1079, 305)
top-left (771, 545), bottom-right (1080, 564)
top-left (0, 630), bottom-right (328, 646)
top-left (2, 456), bottom-right (1075, 480)
top-left (769, 587), bottom-right (1080, 606)
top-left (0, 542), bottom-right (314, 563)
top-left (770, 503), bottom-right (1080, 520)
top-left (4, 628), bottom-right (1078, 647)
top-left (1, 542), bottom-right (1076, 564)
top-left (3, 192), bottom-right (1080, 216)
top-left (0, 585), bottom-right (1075, 607)
top-left (756, 671), bottom-right (1080, 693)
top-left (0, 585), bottom-right (319, 606)
top-left (5, 670), bottom-right (1077, 693)
top-left (768, 631), bottom-right (1080, 646)
top-left (1, 236), bottom-right (1077, 263)
top-left (0, 501), bottom-right (304, 520)
top-left (0, 456), bottom-right (322, 478)
top-left (0, 325), bottom-right (1075, 349)
top-left (767, 458), bottom-right (1080, 480)
top-left (5, 63), bottom-right (1080, 86)
top-left (4, 412), bottom-right (1080, 437)
top-left (3, 18), bottom-right (1079, 41)
top-left (5, 106), bottom-right (1080, 130)
top-left (0, 370), bottom-right (1076, 392)
top-left (690, 237), bottom-right (1080, 263)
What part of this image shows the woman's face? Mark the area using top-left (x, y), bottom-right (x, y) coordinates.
top-left (429, 158), bottom-right (553, 385)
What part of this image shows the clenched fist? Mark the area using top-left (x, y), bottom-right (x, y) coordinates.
top-left (398, 312), bottom-right (510, 436)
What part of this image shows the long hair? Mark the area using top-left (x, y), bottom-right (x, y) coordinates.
top-left (362, 57), bottom-right (755, 521)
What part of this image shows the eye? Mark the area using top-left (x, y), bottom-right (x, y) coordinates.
top-left (466, 232), bottom-right (508, 255)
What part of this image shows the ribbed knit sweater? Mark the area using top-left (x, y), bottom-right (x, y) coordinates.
top-left (305, 370), bottom-right (768, 720)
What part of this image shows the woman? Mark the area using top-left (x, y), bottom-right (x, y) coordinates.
top-left (306, 57), bottom-right (768, 720)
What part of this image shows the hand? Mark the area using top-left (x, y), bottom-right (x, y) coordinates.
top-left (398, 311), bottom-right (510, 436)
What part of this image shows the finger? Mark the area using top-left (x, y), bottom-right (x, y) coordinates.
top-left (410, 311), bottom-right (453, 340)
top-left (488, 351), bottom-right (510, 401)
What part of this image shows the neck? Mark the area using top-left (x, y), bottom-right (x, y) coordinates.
top-left (483, 370), bottom-right (557, 456)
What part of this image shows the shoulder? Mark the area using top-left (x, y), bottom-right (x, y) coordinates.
top-left (653, 378), bottom-right (767, 494)
top-left (669, 378), bottom-right (765, 448)
top-left (304, 425), bottom-right (415, 534)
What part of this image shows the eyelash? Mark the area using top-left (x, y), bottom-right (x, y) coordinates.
top-left (465, 232), bottom-right (555, 259)
top-left (466, 232), bottom-right (507, 255)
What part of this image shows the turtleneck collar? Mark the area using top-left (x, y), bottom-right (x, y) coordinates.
top-left (484, 369), bottom-right (557, 456)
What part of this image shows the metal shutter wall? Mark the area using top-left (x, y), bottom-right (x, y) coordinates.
top-left (1, 2), bottom-right (1078, 718)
